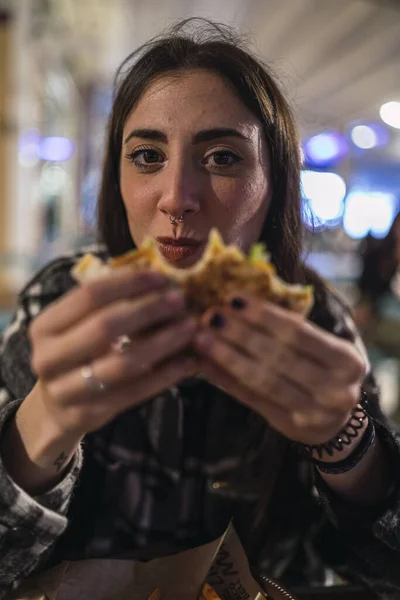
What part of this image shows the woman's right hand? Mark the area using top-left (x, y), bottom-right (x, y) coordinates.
top-left (1, 268), bottom-right (197, 495)
top-left (30, 267), bottom-right (197, 436)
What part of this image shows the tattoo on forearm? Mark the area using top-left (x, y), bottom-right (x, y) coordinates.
top-left (53, 451), bottom-right (68, 471)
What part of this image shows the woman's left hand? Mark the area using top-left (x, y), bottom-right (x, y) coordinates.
top-left (193, 293), bottom-right (366, 446)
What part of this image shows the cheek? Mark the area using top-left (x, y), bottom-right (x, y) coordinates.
top-left (215, 171), bottom-right (270, 223)
top-left (120, 170), bottom-right (156, 240)
top-left (242, 173), bottom-right (270, 215)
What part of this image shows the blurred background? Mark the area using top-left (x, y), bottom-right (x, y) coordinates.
top-left (0, 0), bottom-right (399, 415)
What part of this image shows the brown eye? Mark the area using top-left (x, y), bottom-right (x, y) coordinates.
top-left (203, 150), bottom-right (242, 169)
top-left (127, 149), bottom-right (163, 165)
top-left (139, 150), bottom-right (161, 164)
top-left (124, 145), bottom-right (166, 172)
top-left (213, 151), bottom-right (236, 165)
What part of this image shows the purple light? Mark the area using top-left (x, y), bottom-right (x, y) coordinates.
top-left (19, 129), bottom-right (40, 151)
top-left (39, 136), bottom-right (76, 162)
top-left (18, 129), bottom-right (41, 163)
top-left (304, 131), bottom-right (348, 167)
top-left (369, 123), bottom-right (390, 147)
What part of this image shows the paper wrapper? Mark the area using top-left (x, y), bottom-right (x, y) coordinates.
top-left (11, 537), bottom-right (221, 600)
top-left (10, 525), bottom-right (271, 600)
top-left (206, 526), bottom-right (265, 600)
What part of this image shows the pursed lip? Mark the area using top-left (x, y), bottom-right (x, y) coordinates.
top-left (156, 237), bottom-right (204, 246)
top-left (155, 236), bottom-right (205, 265)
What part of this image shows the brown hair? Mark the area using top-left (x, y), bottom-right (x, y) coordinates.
top-left (98, 18), bottom-right (307, 285)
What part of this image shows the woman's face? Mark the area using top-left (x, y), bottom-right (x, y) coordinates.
top-left (120, 69), bottom-right (271, 267)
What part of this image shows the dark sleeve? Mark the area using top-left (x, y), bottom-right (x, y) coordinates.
top-left (312, 290), bottom-right (400, 596)
top-left (0, 254), bottom-right (88, 598)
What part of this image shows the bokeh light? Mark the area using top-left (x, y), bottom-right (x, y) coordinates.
top-left (18, 129), bottom-right (40, 167)
top-left (40, 164), bottom-right (67, 195)
top-left (343, 191), bottom-right (397, 239)
top-left (301, 170), bottom-right (346, 228)
top-left (304, 131), bottom-right (348, 167)
top-left (380, 101), bottom-right (400, 130)
top-left (39, 136), bottom-right (76, 162)
top-left (351, 125), bottom-right (378, 149)
top-left (349, 122), bottom-right (390, 150)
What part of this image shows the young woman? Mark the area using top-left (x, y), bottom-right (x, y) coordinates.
top-left (0, 19), bottom-right (399, 599)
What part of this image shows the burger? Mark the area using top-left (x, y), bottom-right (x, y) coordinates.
top-left (72, 229), bottom-right (313, 316)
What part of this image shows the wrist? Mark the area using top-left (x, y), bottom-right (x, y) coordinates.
top-left (298, 393), bottom-right (375, 475)
top-left (313, 417), bottom-right (374, 475)
top-left (313, 414), bottom-right (369, 463)
top-left (308, 401), bottom-right (368, 459)
top-left (1, 383), bottom-right (83, 495)
top-left (18, 382), bottom-right (84, 464)
top-left (317, 430), bottom-right (391, 505)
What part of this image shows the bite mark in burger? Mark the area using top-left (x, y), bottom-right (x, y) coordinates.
top-left (72, 229), bottom-right (314, 316)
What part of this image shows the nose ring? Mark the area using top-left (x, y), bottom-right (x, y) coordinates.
top-left (169, 213), bottom-right (185, 225)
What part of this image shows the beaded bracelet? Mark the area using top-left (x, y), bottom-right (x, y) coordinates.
top-left (301, 388), bottom-right (369, 461)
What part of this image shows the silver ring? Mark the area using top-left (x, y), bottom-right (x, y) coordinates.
top-left (81, 364), bottom-right (106, 392)
top-left (112, 334), bottom-right (132, 354)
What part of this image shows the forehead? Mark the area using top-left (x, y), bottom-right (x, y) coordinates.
top-left (123, 69), bottom-right (263, 136)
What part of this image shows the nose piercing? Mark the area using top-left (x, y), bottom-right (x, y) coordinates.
top-left (169, 213), bottom-right (185, 225)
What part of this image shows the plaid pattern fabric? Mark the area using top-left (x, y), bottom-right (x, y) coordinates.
top-left (1, 247), bottom-right (400, 599)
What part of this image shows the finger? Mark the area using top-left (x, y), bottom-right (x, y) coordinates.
top-left (115, 353), bottom-right (199, 414)
top-left (46, 353), bottom-right (199, 435)
top-left (201, 309), bottom-right (273, 360)
top-left (225, 293), bottom-right (365, 379)
top-left (195, 329), bottom-right (274, 397)
top-left (194, 330), bottom-right (308, 410)
top-left (47, 317), bottom-right (198, 402)
top-left (199, 359), bottom-right (342, 442)
top-left (199, 358), bottom-right (262, 403)
top-left (35, 289), bottom-right (187, 378)
top-left (203, 309), bottom-right (348, 399)
top-left (31, 269), bottom-right (169, 337)
top-left (272, 346), bottom-right (358, 406)
top-left (262, 368), bottom-right (355, 418)
top-left (201, 309), bottom-right (336, 395)
top-left (224, 292), bottom-right (303, 340)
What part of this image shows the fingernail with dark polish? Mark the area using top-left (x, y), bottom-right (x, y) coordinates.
top-left (230, 297), bottom-right (247, 310)
top-left (209, 313), bottom-right (225, 329)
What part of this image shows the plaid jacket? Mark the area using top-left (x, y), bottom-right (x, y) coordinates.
top-left (1, 246), bottom-right (400, 599)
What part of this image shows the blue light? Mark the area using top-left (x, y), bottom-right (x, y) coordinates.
top-left (39, 136), bottom-right (76, 162)
top-left (343, 191), bottom-right (397, 239)
top-left (301, 170), bottom-right (346, 229)
top-left (370, 194), bottom-right (397, 238)
top-left (304, 131), bottom-right (348, 167)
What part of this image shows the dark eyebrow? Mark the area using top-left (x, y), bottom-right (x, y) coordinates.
top-left (193, 128), bottom-right (249, 143)
top-left (124, 127), bottom-right (249, 146)
top-left (123, 129), bottom-right (167, 145)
